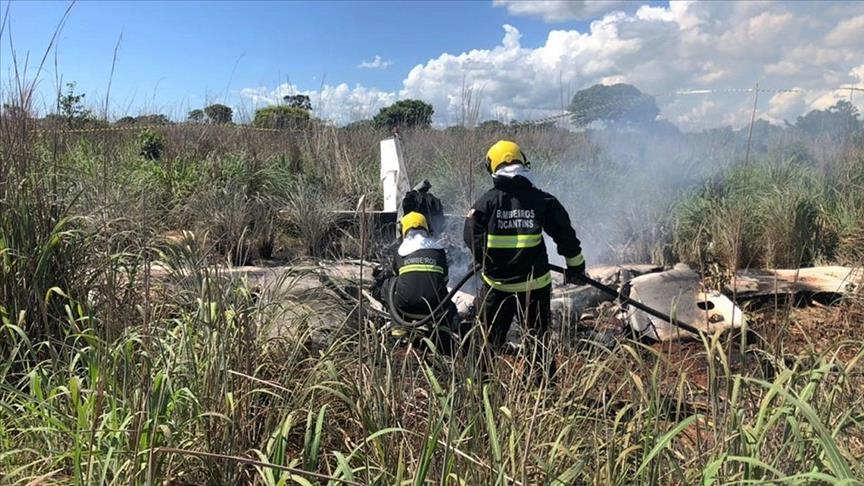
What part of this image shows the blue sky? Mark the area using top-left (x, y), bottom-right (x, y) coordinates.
top-left (2, 1), bottom-right (863, 128)
top-left (1, 1), bottom-right (602, 116)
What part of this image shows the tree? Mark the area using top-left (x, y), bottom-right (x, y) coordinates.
top-left (283, 94), bottom-right (312, 111)
top-left (138, 114), bottom-right (170, 125)
top-left (568, 83), bottom-right (659, 128)
top-left (115, 114), bottom-right (170, 126)
top-left (478, 119), bottom-right (506, 130)
top-left (253, 105), bottom-right (310, 129)
top-left (795, 100), bottom-right (860, 138)
top-left (187, 109), bottom-right (205, 123)
top-left (344, 119), bottom-right (375, 130)
top-left (57, 82), bottom-right (92, 127)
top-left (739, 118), bottom-right (785, 154)
top-left (204, 103), bottom-right (233, 124)
top-left (372, 99), bottom-right (434, 130)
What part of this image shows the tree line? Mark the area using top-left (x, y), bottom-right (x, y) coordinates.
top-left (3, 81), bottom-right (862, 138)
top-left (178, 96), bottom-right (436, 131)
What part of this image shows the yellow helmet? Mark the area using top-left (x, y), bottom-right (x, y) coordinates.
top-left (400, 211), bottom-right (429, 237)
top-left (486, 140), bottom-right (526, 173)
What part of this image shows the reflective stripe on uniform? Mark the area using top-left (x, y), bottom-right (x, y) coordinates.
top-left (481, 271), bottom-right (552, 292)
top-left (566, 253), bottom-right (585, 266)
top-left (486, 233), bottom-right (542, 249)
top-left (399, 264), bottom-right (445, 275)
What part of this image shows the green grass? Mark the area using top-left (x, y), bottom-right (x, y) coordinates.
top-left (672, 151), bottom-right (864, 273)
top-left (2, 254), bottom-right (864, 484)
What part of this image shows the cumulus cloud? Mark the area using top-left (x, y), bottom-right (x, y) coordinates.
top-left (825, 14), bottom-right (864, 47)
top-left (241, 1), bottom-right (864, 129)
top-left (396, 1), bottom-right (864, 129)
top-left (765, 89), bottom-right (808, 124)
top-left (493, 0), bottom-right (630, 22)
top-left (850, 64), bottom-right (864, 84)
top-left (358, 55), bottom-right (394, 70)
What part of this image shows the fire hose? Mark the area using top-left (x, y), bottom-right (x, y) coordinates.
top-left (385, 263), bottom-right (481, 329)
top-left (385, 262), bottom-right (703, 336)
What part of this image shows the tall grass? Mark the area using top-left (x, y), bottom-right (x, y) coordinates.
top-left (673, 151), bottom-right (864, 271)
top-left (4, 285), bottom-right (863, 483)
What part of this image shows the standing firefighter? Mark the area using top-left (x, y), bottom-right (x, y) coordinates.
top-left (464, 140), bottom-right (586, 384)
top-left (387, 211), bottom-right (458, 355)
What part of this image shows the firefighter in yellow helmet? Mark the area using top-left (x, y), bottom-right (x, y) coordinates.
top-left (387, 211), bottom-right (458, 354)
top-left (464, 140), bottom-right (586, 384)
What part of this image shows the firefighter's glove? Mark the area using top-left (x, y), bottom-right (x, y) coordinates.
top-left (371, 266), bottom-right (394, 302)
top-left (564, 259), bottom-right (586, 285)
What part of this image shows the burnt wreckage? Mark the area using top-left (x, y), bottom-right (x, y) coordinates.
top-left (207, 136), bottom-right (861, 352)
top-left (368, 136), bottom-right (751, 347)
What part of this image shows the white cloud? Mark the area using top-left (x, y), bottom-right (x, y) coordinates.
top-left (765, 89), bottom-right (808, 124)
top-left (825, 14), bottom-right (864, 47)
top-left (493, 0), bottom-right (630, 22)
top-left (850, 64), bottom-right (864, 84)
top-left (241, 1), bottom-right (864, 129)
top-left (358, 55), bottom-right (394, 70)
top-left (810, 90), bottom-right (847, 111)
top-left (394, 1), bottom-right (864, 129)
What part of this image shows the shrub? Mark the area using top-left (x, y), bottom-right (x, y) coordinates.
top-left (138, 128), bottom-right (165, 160)
top-left (253, 105), bottom-right (310, 130)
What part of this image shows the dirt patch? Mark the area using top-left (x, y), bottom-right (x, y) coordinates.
top-left (565, 293), bottom-right (864, 409)
top-left (774, 302), bottom-right (864, 362)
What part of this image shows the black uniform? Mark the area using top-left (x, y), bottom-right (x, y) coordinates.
top-left (391, 247), bottom-right (450, 316)
top-left (389, 245), bottom-right (457, 354)
top-left (464, 173), bottom-right (583, 382)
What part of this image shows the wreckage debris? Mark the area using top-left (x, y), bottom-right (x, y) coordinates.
top-left (624, 263), bottom-right (746, 342)
top-left (177, 258), bottom-right (861, 349)
top-left (727, 266), bottom-right (862, 303)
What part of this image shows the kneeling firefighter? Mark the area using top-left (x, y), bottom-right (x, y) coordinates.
top-left (386, 211), bottom-right (458, 355)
